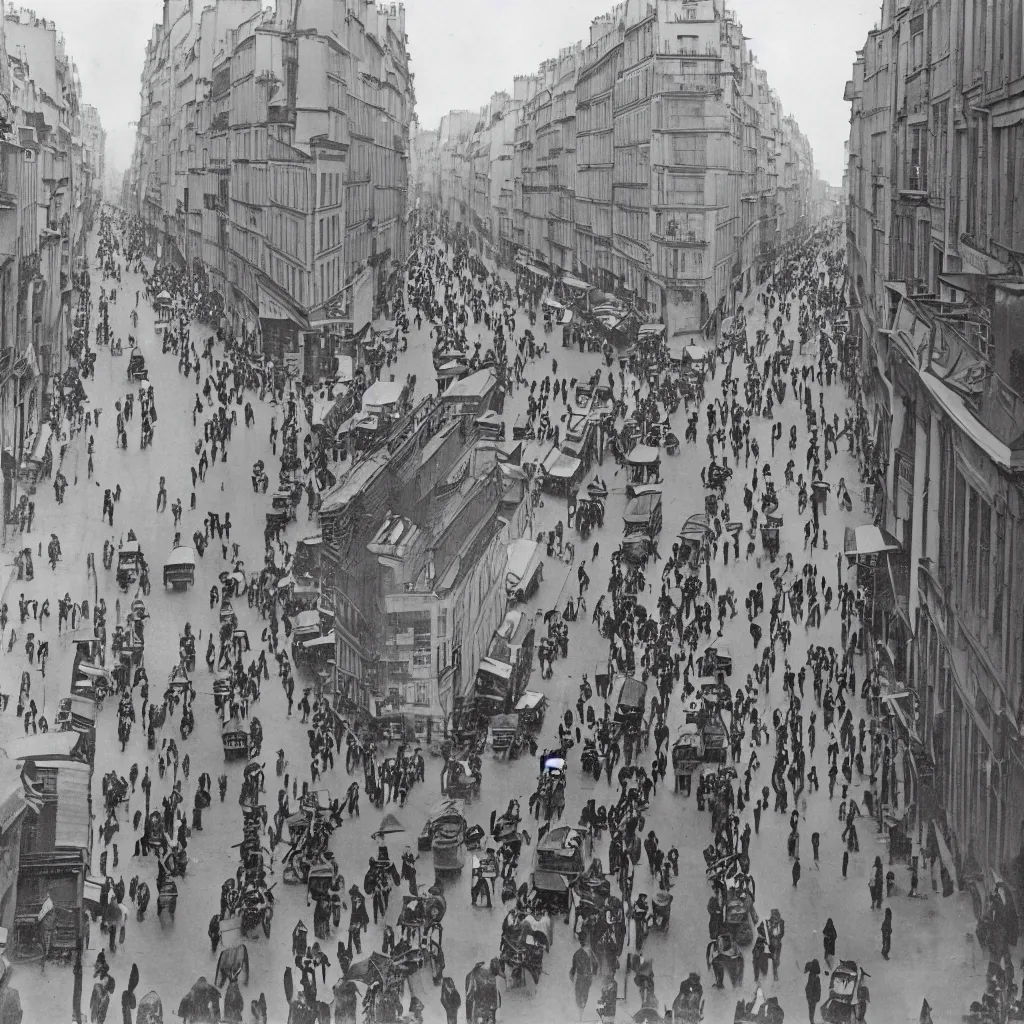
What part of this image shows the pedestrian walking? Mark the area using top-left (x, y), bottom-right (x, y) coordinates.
top-left (881, 907), bottom-right (892, 959)
top-left (804, 959), bottom-right (821, 1023)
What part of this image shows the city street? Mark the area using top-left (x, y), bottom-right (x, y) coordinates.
top-left (0, 224), bottom-right (986, 1024)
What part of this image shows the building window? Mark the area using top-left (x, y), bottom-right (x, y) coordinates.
top-left (911, 16), bottom-right (925, 69)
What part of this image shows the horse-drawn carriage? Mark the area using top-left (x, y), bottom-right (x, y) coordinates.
top-left (445, 759), bottom-right (482, 801)
top-left (163, 545), bottom-right (195, 590)
top-left (621, 485), bottom-right (663, 564)
top-left (397, 891), bottom-right (447, 943)
top-left (128, 350), bottom-right (148, 381)
top-left (432, 804), bottom-right (468, 880)
top-left (515, 691), bottom-right (547, 731)
top-left (678, 513), bottom-right (713, 572)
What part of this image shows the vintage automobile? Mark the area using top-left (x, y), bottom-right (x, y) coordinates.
top-left (621, 485), bottom-right (663, 563)
top-left (530, 826), bottom-right (587, 915)
top-left (163, 545), bottom-right (196, 590)
top-left (613, 675), bottom-right (648, 737)
top-left (490, 714), bottom-right (525, 760)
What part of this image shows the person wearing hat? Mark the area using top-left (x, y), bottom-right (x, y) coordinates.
top-left (347, 885), bottom-right (368, 954)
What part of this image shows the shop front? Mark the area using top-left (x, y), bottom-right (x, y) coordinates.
top-left (258, 279), bottom-right (310, 386)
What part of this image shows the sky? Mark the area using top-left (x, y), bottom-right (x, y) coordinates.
top-left (13, 0), bottom-right (880, 186)
top-left (13, 0), bottom-right (155, 175)
top-left (406, 0), bottom-right (882, 185)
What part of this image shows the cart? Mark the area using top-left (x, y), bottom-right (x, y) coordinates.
top-left (515, 691), bottom-right (547, 731)
top-left (490, 714), bottom-right (523, 759)
top-left (820, 960), bottom-right (869, 1024)
top-left (271, 491), bottom-right (298, 522)
top-left (118, 540), bottom-right (143, 581)
top-left (723, 890), bottom-right (758, 947)
top-left (163, 545), bottom-right (195, 590)
top-left (266, 509), bottom-right (290, 533)
top-left (432, 805), bottom-right (467, 879)
top-left (222, 716), bottom-right (249, 761)
top-left (760, 515), bottom-right (782, 562)
top-left (652, 892), bottom-right (672, 931)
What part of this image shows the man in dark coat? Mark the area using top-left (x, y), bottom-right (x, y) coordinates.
top-left (569, 935), bottom-right (598, 1011)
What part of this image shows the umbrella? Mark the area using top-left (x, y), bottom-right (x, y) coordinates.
top-left (372, 813), bottom-right (405, 839)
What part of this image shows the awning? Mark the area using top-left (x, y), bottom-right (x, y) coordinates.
top-left (506, 538), bottom-right (542, 583)
top-left (258, 279), bottom-right (310, 329)
top-left (931, 820), bottom-right (959, 890)
top-left (362, 381), bottom-right (404, 407)
top-left (27, 424), bottom-right (51, 463)
top-left (54, 762), bottom-right (91, 849)
top-left (921, 371), bottom-right (1024, 471)
top-left (882, 692), bottom-right (912, 734)
top-left (302, 631), bottom-right (336, 649)
top-left (294, 610), bottom-right (320, 632)
top-left (9, 731), bottom-right (80, 761)
top-left (478, 657), bottom-right (512, 681)
top-left (844, 525), bottom-right (901, 557)
top-left (559, 276), bottom-right (589, 291)
top-left (547, 453), bottom-right (581, 479)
